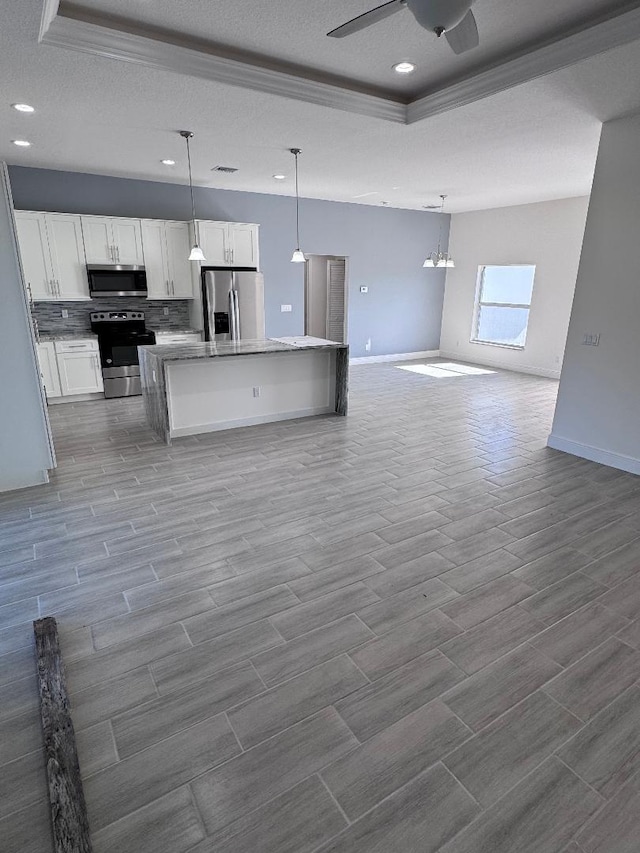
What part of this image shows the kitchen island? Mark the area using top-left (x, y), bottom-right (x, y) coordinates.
top-left (139, 337), bottom-right (348, 444)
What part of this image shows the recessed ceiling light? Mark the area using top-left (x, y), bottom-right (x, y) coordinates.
top-left (12, 139), bottom-right (31, 147)
top-left (273, 174), bottom-right (286, 180)
top-left (12, 103), bottom-right (35, 113)
top-left (161, 159), bottom-right (176, 165)
top-left (393, 61), bottom-right (416, 74)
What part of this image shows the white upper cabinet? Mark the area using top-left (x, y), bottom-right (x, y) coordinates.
top-left (14, 211), bottom-right (89, 300)
top-left (46, 214), bottom-right (87, 299)
top-left (82, 216), bottom-right (144, 265)
top-left (197, 221), bottom-right (259, 268)
top-left (229, 223), bottom-right (259, 268)
top-left (112, 218), bottom-right (144, 264)
top-left (81, 217), bottom-right (113, 264)
top-left (142, 220), bottom-right (193, 299)
top-left (165, 222), bottom-right (194, 298)
top-left (141, 219), bottom-right (169, 299)
top-left (198, 221), bottom-right (229, 266)
top-left (15, 212), bottom-right (53, 300)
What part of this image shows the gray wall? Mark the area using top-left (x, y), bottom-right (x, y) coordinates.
top-left (549, 114), bottom-right (640, 473)
top-left (0, 166), bottom-right (53, 491)
top-left (9, 166), bottom-right (448, 358)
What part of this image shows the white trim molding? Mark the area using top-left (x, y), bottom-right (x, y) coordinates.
top-left (171, 406), bottom-right (334, 438)
top-left (438, 350), bottom-right (560, 379)
top-left (40, 1), bottom-right (640, 125)
top-left (350, 350), bottom-right (440, 365)
top-left (546, 434), bottom-right (640, 476)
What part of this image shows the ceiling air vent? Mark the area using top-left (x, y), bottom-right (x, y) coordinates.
top-left (212, 165), bottom-right (239, 174)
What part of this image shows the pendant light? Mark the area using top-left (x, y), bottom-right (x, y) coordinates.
top-left (290, 148), bottom-right (306, 263)
top-left (180, 130), bottom-right (206, 262)
top-left (423, 194), bottom-right (454, 269)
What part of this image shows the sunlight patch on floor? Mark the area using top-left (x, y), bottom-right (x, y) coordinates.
top-left (397, 362), bottom-right (496, 379)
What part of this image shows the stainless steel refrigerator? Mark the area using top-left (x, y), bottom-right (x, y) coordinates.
top-left (201, 269), bottom-right (266, 342)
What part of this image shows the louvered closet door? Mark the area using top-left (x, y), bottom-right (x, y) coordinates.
top-left (326, 258), bottom-right (347, 343)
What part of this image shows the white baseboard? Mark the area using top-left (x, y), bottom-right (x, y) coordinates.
top-left (438, 350), bottom-right (561, 379)
top-left (547, 434), bottom-right (640, 475)
top-left (47, 392), bottom-right (105, 405)
top-left (350, 350), bottom-right (440, 365)
top-left (171, 406), bottom-right (336, 438)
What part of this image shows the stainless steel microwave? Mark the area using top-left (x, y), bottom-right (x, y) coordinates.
top-left (87, 265), bottom-right (148, 298)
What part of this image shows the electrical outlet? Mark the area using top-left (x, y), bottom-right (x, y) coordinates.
top-left (360, 286), bottom-right (369, 294)
top-left (582, 333), bottom-right (600, 347)
top-left (281, 304), bottom-right (292, 313)
top-left (163, 307), bottom-right (170, 316)
top-left (253, 386), bottom-right (261, 398)
top-left (61, 309), bottom-right (69, 319)
top-left (365, 338), bottom-right (372, 352)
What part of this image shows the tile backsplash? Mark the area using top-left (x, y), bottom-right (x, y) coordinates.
top-left (32, 299), bottom-right (193, 335)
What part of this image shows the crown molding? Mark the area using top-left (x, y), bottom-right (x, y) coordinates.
top-left (39, 12), bottom-right (407, 124)
top-left (407, 3), bottom-right (640, 123)
top-left (39, 1), bottom-right (640, 127)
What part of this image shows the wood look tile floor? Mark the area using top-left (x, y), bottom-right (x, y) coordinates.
top-left (2, 359), bottom-right (640, 852)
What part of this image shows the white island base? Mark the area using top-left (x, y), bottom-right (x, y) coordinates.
top-left (169, 349), bottom-right (336, 437)
top-left (139, 337), bottom-right (349, 444)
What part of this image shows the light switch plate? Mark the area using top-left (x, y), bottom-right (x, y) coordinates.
top-left (281, 304), bottom-right (292, 313)
top-left (360, 286), bottom-right (369, 293)
top-left (582, 333), bottom-right (600, 346)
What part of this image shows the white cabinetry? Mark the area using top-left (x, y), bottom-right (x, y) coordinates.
top-left (154, 331), bottom-right (202, 345)
top-left (141, 220), bottom-right (193, 299)
top-left (229, 223), bottom-right (259, 267)
top-left (36, 342), bottom-right (62, 398)
top-left (197, 221), bottom-right (259, 268)
top-left (14, 211), bottom-right (88, 300)
top-left (82, 216), bottom-right (144, 265)
top-left (55, 340), bottom-right (104, 395)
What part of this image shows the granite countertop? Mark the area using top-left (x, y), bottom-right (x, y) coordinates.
top-left (139, 336), bottom-right (347, 363)
top-left (39, 333), bottom-right (98, 342)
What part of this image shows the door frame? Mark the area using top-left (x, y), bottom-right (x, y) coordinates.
top-left (304, 254), bottom-right (349, 343)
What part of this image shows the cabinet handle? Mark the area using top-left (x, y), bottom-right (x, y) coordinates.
top-left (166, 280), bottom-right (170, 295)
top-left (171, 280), bottom-right (175, 295)
top-left (27, 282), bottom-right (33, 305)
top-left (55, 279), bottom-right (60, 298)
top-left (230, 248), bottom-right (234, 264)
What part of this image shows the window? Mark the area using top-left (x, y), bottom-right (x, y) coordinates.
top-left (472, 265), bottom-right (536, 348)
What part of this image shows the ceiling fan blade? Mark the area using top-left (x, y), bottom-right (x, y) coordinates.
top-left (327, 0), bottom-right (406, 39)
top-left (445, 8), bottom-right (479, 54)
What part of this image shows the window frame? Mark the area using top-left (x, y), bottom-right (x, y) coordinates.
top-left (470, 264), bottom-right (536, 350)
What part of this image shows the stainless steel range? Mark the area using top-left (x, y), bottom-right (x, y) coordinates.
top-left (90, 311), bottom-right (155, 398)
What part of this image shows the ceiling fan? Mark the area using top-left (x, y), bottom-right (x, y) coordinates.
top-left (328, 0), bottom-right (479, 55)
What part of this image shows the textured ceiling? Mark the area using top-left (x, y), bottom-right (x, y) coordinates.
top-left (3, 0), bottom-right (640, 211)
top-left (74, 0), bottom-right (632, 97)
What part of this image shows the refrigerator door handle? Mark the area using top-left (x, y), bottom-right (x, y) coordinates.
top-left (230, 289), bottom-right (240, 340)
top-left (206, 273), bottom-right (216, 342)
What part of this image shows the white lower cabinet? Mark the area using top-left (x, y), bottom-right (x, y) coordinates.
top-left (37, 342), bottom-right (63, 398)
top-left (154, 332), bottom-right (202, 345)
top-left (55, 340), bottom-right (104, 395)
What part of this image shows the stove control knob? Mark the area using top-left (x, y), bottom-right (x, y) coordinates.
top-left (106, 359), bottom-right (112, 364)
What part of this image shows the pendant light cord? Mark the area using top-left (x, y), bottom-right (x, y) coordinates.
top-left (295, 151), bottom-right (301, 249)
top-left (185, 134), bottom-right (197, 226)
top-left (291, 148), bottom-right (302, 250)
